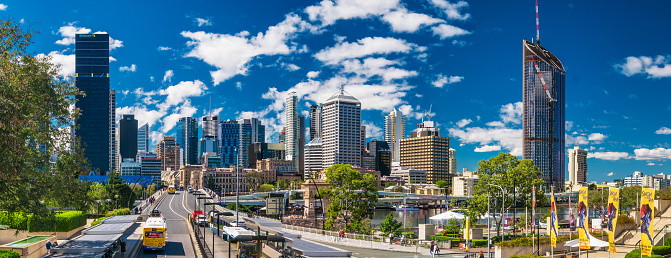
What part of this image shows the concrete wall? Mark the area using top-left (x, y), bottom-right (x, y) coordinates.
top-left (0, 235), bottom-right (55, 258)
top-left (495, 241), bottom-right (573, 258)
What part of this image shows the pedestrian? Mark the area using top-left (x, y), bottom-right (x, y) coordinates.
top-left (478, 250), bottom-right (485, 258)
top-left (429, 242), bottom-right (434, 257)
top-left (46, 241), bottom-right (52, 254)
top-left (53, 241), bottom-right (58, 247)
top-left (389, 232), bottom-right (394, 244)
top-left (120, 239), bottom-right (126, 254)
top-left (400, 234), bottom-right (405, 246)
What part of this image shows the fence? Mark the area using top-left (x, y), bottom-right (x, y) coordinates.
top-left (190, 213), bottom-right (214, 258)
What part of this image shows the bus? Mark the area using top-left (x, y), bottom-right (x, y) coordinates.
top-left (167, 185), bottom-right (176, 194)
top-left (143, 217), bottom-right (167, 251)
top-left (222, 227), bottom-right (258, 257)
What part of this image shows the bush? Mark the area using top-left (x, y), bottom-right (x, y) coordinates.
top-left (497, 234), bottom-right (578, 247)
top-left (112, 208), bottom-right (130, 216)
top-left (0, 211), bottom-right (29, 230)
top-left (624, 249), bottom-right (663, 258)
top-left (430, 235), bottom-right (461, 242)
top-left (0, 211), bottom-right (86, 232)
top-left (472, 239), bottom-right (488, 247)
top-left (0, 250), bottom-right (20, 258)
top-left (401, 232), bottom-right (415, 238)
top-left (618, 215), bottom-right (636, 225)
top-left (54, 211), bottom-right (87, 232)
top-left (665, 237), bottom-right (671, 246)
top-left (653, 246), bottom-right (671, 256)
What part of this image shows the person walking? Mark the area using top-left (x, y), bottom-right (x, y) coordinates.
top-left (388, 232), bottom-right (394, 244)
top-left (478, 250), bottom-right (485, 258)
top-left (400, 234), bottom-right (406, 246)
top-left (429, 242), bottom-right (435, 257)
top-left (46, 241), bottom-right (52, 254)
top-left (120, 239), bottom-right (126, 254)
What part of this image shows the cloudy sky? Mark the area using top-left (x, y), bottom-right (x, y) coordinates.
top-left (4, 0), bottom-right (671, 182)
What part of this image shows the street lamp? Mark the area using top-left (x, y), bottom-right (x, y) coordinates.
top-left (205, 205), bottom-right (221, 256)
top-left (95, 200), bottom-right (101, 220)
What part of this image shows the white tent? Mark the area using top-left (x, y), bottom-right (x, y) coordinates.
top-left (429, 211), bottom-right (465, 221)
top-left (563, 232), bottom-right (609, 248)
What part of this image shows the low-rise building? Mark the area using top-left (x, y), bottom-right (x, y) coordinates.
top-left (180, 165), bottom-right (203, 189)
top-left (205, 167), bottom-right (252, 194)
top-left (452, 168), bottom-right (479, 197)
top-left (390, 162), bottom-right (427, 184)
top-left (381, 176), bottom-right (405, 186)
top-left (256, 158), bottom-right (296, 183)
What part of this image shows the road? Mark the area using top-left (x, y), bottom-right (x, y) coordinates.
top-left (136, 191), bottom-right (196, 258)
top-left (185, 190), bottom-right (239, 257)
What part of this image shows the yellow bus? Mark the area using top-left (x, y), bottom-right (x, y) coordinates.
top-left (167, 185), bottom-right (176, 194)
top-left (143, 217), bottom-right (167, 251)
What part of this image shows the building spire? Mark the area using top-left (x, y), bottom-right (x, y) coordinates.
top-left (208, 96), bottom-right (212, 117)
top-left (536, 0), bottom-right (540, 44)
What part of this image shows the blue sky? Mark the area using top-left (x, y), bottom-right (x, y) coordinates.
top-left (3, 0), bottom-right (670, 182)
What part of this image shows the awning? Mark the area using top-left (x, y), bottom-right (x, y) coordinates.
top-left (563, 232), bottom-right (609, 248)
top-left (429, 211), bottom-right (465, 221)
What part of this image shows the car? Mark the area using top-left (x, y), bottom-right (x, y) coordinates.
top-left (230, 220), bottom-right (246, 228)
top-left (197, 215), bottom-right (208, 227)
top-left (150, 210), bottom-right (162, 217)
top-left (191, 210), bottom-right (205, 221)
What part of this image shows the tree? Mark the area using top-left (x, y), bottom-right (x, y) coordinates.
top-left (206, 176), bottom-right (216, 190)
top-left (385, 182), bottom-right (395, 188)
top-left (379, 213), bottom-right (402, 235)
top-left (258, 184), bottom-right (274, 192)
top-left (243, 171), bottom-right (263, 191)
top-left (468, 153), bottom-right (544, 238)
top-left (0, 20), bottom-right (90, 217)
top-left (435, 180), bottom-right (450, 210)
top-left (320, 164), bottom-right (378, 233)
top-left (444, 218), bottom-right (462, 234)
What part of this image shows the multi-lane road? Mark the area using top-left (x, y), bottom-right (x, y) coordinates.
top-left (135, 191), bottom-right (196, 258)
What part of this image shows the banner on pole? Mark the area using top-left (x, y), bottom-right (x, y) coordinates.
top-left (464, 218), bottom-right (471, 240)
top-left (532, 186), bottom-right (536, 231)
top-left (641, 188), bottom-right (655, 256)
top-left (550, 188), bottom-right (558, 247)
top-left (579, 186), bottom-right (590, 249)
top-left (608, 187), bottom-right (619, 253)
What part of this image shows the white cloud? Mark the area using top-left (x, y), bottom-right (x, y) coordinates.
top-left (36, 51), bottom-right (75, 78)
top-left (158, 46), bottom-right (172, 51)
top-left (607, 172), bottom-right (614, 176)
top-left (305, 0), bottom-right (400, 26)
top-left (587, 133), bottom-right (607, 142)
top-left (634, 148), bottom-right (671, 160)
top-left (486, 121), bottom-right (505, 127)
top-left (449, 127), bottom-right (523, 156)
top-left (565, 121), bottom-right (574, 131)
top-left (615, 55), bottom-right (671, 78)
top-left (160, 101), bottom-right (199, 133)
top-left (91, 31), bottom-right (124, 50)
top-left (116, 105), bottom-right (166, 128)
top-left (150, 76), bottom-right (155, 82)
top-left (314, 37), bottom-right (417, 65)
top-left (474, 145), bottom-right (501, 152)
top-left (452, 40), bottom-right (467, 47)
top-left (284, 63), bottom-right (301, 71)
top-left (54, 24), bottom-right (91, 45)
top-left (456, 118), bottom-right (472, 128)
top-left (340, 57), bottom-right (418, 81)
top-left (163, 70), bottom-right (174, 83)
top-left (647, 162), bottom-right (656, 166)
top-left (431, 24), bottom-right (471, 40)
top-left (500, 102), bottom-right (523, 124)
top-left (158, 80), bottom-right (208, 108)
top-left (109, 56), bottom-right (117, 62)
top-left (587, 151), bottom-right (631, 161)
top-left (566, 134), bottom-right (589, 145)
top-left (656, 127), bottom-right (671, 135)
top-left (362, 121), bottom-right (383, 139)
top-left (182, 14), bottom-right (317, 86)
top-left (429, 0), bottom-right (471, 20)
top-left (381, 8), bottom-right (443, 33)
top-left (236, 81), bottom-right (242, 90)
top-left (431, 74), bottom-right (463, 87)
top-left (0, 4), bottom-right (7, 10)
top-left (119, 64), bottom-right (137, 72)
top-left (195, 18), bottom-right (213, 27)
top-left (307, 71), bottom-right (320, 78)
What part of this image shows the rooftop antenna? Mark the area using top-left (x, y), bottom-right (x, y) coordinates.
top-left (536, 0), bottom-right (540, 45)
top-left (339, 84), bottom-right (345, 95)
top-left (425, 104), bottom-right (433, 121)
top-left (208, 96), bottom-right (212, 117)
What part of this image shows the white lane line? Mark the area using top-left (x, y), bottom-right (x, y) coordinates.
top-left (169, 192), bottom-right (187, 221)
top-left (182, 190), bottom-right (192, 214)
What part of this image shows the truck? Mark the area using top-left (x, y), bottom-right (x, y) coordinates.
top-left (191, 210), bottom-right (205, 222)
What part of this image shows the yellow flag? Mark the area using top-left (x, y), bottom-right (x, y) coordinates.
top-left (464, 218), bottom-right (471, 240)
top-left (641, 188), bottom-right (655, 256)
top-left (550, 189), bottom-right (558, 247)
top-left (608, 187), bottom-right (619, 253)
top-left (579, 186), bottom-right (590, 249)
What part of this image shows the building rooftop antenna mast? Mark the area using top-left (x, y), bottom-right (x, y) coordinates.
top-left (208, 96), bottom-right (212, 117)
top-left (536, 0), bottom-right (540, 45)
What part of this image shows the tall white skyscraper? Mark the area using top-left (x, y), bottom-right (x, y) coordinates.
top-left (568, 146), bottom-right (587, 187)
top-left (138, 123), bottom-right (149, 153)
top-left (449, 148), bottom-right (457, 175)
top-left (321, 89), bottom-right (361, 169)
top-left (384, 108), bottom-right (405, 163)
top-left (202, 115), bottom-right (220, 138)
top-left (285, 93), bottom-right (300, 171)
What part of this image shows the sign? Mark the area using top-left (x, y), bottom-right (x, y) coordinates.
top-left (550, 188), bottom-right (558, 247)
top-left (459, 242), bottom-right (468, 251)
top-left (608, 187), bottom-right (619, 253)
top-left (579, 186), bottom-right (590, 249)
top-left (641, 188), bottom-right (655, 256)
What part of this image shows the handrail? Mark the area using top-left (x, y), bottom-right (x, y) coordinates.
top-left (634, 224), bottom-right (671, 248)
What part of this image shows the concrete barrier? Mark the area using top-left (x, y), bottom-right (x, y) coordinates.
top-left (0, 225), bottom-right (84, 246)
top-left (0, 235), bottom-right (56, 258)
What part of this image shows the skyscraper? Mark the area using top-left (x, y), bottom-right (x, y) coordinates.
top-left (448, 148), bottom-right (457, 175)
top-left (385, 108), bottom-right (405, 163)
top-left (321, 89), bottom-right (361, 169)
top-left (119, 114), bottom-right (138, 161)
top-left (298, 115), bottom-right (306, 174)
top-left (157, 136), bottom-right (180, 172)
top-left (309, 104), bottom-right (322, 141)
top-left (200, 114), bottom-right (220, 164)
top-left (137, 123), bottom-right (149, 153)
top-left (176, 117), bottom-right (198, 165)
top-left (238, 118), bottom-right (265, 168)
top-left (110, 90), bottom-right (116, 173)
top-left (285, 94), bottom-right (300, 171)
top-left (400, 119), bottom-right (450, 184)
top-left (202, 115), bottom-right (220, 138)
top-left (219, 119), bottom-right (239, 168)
top-left (367, 139), bottom-right (391, 176)
top-left (75, 33), bottom-right (112, 175)
top-left (568, 146), bottom-right (587, 188)
top-left (522, 40), bottom-right (566, 190)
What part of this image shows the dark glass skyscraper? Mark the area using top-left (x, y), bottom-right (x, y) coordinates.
top-left (176, 117), bottom-right (198, 165)
top-left (119, 114), bottom-right (138, 161)
top-left (75, 34), bottom-right (112, 175)
top-left (219, 119), bottom-right (240, 167)
top-left (522, 40), bottom-right (566, 191)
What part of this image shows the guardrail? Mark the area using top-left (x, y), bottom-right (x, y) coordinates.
top-left (190, 212), bottom-right (214, 258)
top-left (282, 224), bottom-right (425, 251)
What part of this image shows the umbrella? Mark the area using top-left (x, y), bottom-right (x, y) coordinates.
top-left (429, 211), bottom-right (465, 221)
top-left (563, 232), bottom-right (609, 248)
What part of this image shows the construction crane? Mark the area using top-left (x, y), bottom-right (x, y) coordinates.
top-left (530, 55), bottom-right (556, 103)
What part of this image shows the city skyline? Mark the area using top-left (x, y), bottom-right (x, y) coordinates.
top-left (7, 0), bottom-right (671, 181)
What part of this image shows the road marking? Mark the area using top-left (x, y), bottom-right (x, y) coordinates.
top-left (169, 193), bottom-right (187, 221)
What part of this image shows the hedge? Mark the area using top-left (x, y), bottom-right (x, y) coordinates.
top-left (624, 249), bottom-right (663, 258)
top-left (0, 250), bottom-right (20, 258)
top-left (0, 211), bottom-right (86, 232)
top-left (112, 208), bottom-right (130, 216)
top-left (618, 215), bottom-right (636, 225)
top-left (665, 237), bottom-right (671, 246)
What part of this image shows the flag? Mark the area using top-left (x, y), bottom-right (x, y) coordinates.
top-left (532, 186), bottom-right (536, 231)
top-left (569, 195), bottom-right (575, 230)
top-left (579, 186), bottom-right (590, 249)
top-left (641, 188), bottom-right (655, 256)
top-left (550, 188), bottom-right (558, 247)
top-left (608, 187), bottom-right (619, 253)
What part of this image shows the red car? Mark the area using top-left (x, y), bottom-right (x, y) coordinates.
top-left (191, 210), bottom-right (205, 221)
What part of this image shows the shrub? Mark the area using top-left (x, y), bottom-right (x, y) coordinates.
top-left (0, 211), bottom-right (29, 230)
top-left (0, 250), bottom-right (20, 258)
top-left (54, 211), bottom-right (87, 232)
top-left (652, 246), bottom-right (671, 256)
top-left (471, 239), bottom-right (488, 247)
top-left (112, 208), bottom-right (130, 216)
top-left (496, 234), bottom-right (578, 247)
top-left (624, 249), bottom-right (663, 258)
top-left (665, 237), bottom-right (671, 246)
top-left (618, 215), bottom-right (636, 225)
top-left (401, 232), bottom-right (415, 238)
top-left (430, 235), bottom-right (461, 242)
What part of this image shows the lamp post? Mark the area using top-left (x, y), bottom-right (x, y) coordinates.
top-left (206, 205), bottom-right (221, 256)
top-left (95, 200), bottom-right (101, 220)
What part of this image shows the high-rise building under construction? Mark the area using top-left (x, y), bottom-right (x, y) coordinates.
top-left (522, 39), bottom-right (565, 191)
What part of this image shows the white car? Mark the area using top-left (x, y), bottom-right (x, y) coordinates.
top-left (230, 220), bottom-right (246, 228)
top-left (197, 215), bottom-right (208, 227)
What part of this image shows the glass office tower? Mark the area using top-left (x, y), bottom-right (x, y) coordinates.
top-left (176, 117), bottom-right (198, 165)
top-left (75, 34), bottom-right (111, 175)
top-left (522, 40), bottom-right (566, 191)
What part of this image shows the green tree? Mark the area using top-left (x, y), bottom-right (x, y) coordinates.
top-left (444, 218), bottom-right (462, 234)
top-left (258, 184), bottom-right (274, 192)
top-left (0, 20), bottom-right (90, 216)
top-left (468, 153), bottom-right (544, 238)
top-left (226, 203), bottom-right (252, 213)
top-left (379, 213), bottom-right (402, 235)
top-left (385, 182), bottom-right (395, 188)
top-left (244, 171), bottom-right (263, 191)
top-left (206, 176), bottom-right (216, 190)
top-left (320, 164), bottom-right (378, 233)
top-left (620, 186), bottom-right (642, 210)
top-left (435, 180), bottom-right (451, 209)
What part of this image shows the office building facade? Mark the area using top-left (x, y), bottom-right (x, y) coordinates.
top-left (238, 118), bottom-right (265, 168)
top-left (176, 117), bottom-right (198, 165)
top-left (367, 139), bottom-right (391, 176)
top-left (219, 119), bottom-right (239, 168)
top-left (304, 138), bottom-right (322, 175)
top-left (385, 108), bottom-right (405, 163)
top-left (158, 137), bottom-right (180, 172)
top-left (119, 114), bottom-right (138, 161)
top-left (309, 104), bottom-right (322, 141)
top-left (399, 120), bottom-right (451, 184)
top-left (522, 40), bottom-right (566, 190)
top-left (321, 90), bottom-right (361, 169)
top-left (568, 146), bottom-right (587, 188)
top-left (248, 143), bottom-right (285, 168)
top-left (75, 33), bottom-right (112, 174)
top-left (137, 123), bottom-right (149, 153)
